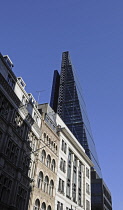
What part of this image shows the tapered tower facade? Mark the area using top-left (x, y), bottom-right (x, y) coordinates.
top-left (50, 51), bottom-right (112, 210)
top-left (50, 51), bottom-right (101, 177)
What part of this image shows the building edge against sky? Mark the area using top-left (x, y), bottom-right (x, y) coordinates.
top-left (0, 51), bottom-right (93, 210)
top-left (50, 51), bottom-right (112, 210)
top-left (50, 51), bottom-right (101, 177)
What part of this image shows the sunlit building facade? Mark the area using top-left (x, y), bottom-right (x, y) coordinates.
top-left (39, 103), bottom-right (93, 210)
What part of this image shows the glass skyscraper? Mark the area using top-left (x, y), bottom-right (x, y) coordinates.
top-left (50, 51), bottom-right (101, 177)
top-left (50, 51), bottom-right (112, 209)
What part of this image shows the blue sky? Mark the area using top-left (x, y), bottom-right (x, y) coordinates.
top-left (1, 1), bottom-right (123, 209)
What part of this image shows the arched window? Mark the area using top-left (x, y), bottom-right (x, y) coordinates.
top-left (41, 150), bottom-right (46, 164)
top-left (51, 159), bottom-right (56, 172)
top-left (41, 202), bottom-right (46, 210)
top-left (37, 171), bottom-right (43, 189)
top-left (49, 180), bottom-right (54, 196)
top-left (47, 135), bottom-right (49, 145)
top-left (55, 145), bottom-right (57, 154)
top-left (34, 199), bottom-right (40, 210)
top-left (53, 143), bottom-right (56, 151)
top-left (43, 133), bottom-right (46, 143)
top-left (46, 154), bottom-right (51, 168)
top-left (49, 138), bottom-right (51, 147)
top-left (51, 141), bottom-right (53, 150)
top-left (44, 176), bottom-right (49, 193)
top-left (47, 205), bottom-right (52, 210)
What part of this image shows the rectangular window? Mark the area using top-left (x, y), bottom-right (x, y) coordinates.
top-left (60, 158), bottom-right (66, 173)
top-left (7, 74), bottom-right (15, 89)
top-left (86, 183), bottom-right (90, 195)
top-left (86, 200), bottom-right (90, 210)
top-left (0, 174), bottom-right (12, 204)
top-left (57, 201), bottom-right (63, 210)
top-left (5, 139), bottom-right (19, 165)
top-left (86, 167), bottom-right (90, 179)
top-left (61, 140), bottom-right (67, 154)
top-left (58, 178), bottom-right (64, 194)
top-left (66, 180), bottom-right (70, 198)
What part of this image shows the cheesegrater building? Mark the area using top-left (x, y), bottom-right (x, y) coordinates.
top-left (50, 51), bottom-right (112, 210)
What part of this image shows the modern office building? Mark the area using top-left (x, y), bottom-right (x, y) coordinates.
top-left (91, 171), bottom-right (112, 210)
top-left (50, 51), bottom-right (112, 210)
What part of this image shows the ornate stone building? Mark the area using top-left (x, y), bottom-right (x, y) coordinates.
top-left (29, 103), bottom-right (60, 210)
top-left (0, 52), bottom-right (92, 210)
top-left (0, 53), bottom-right (42, 210)
top-left (0, 53), bottom-right (60, 210)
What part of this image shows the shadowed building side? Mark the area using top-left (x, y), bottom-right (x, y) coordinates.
top-left (50, 70), bottom-right (60, 113)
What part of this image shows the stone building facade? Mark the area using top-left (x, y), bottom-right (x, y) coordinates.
top-left (0, 53), bottom-right (42, 210)
top-left (29, 103), bottom-right (60, 210)
top-left (55, 114), bottom-right (93, 210)
top-left (39, 104), bottom-right (93, 210)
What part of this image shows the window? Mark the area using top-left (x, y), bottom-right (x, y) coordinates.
top-left (78, 162), bottom-right (82, 206)
top-left (7, 74), bottom-right (15, 89)
top-left (49, 138), bottom-right (51, 147)
top-left (86, 200), bottom-right (90, 210)
top-left (86, 167), bottom-right (90, 179)
top-left (46, 155), bottom-right (51, 168)
top-left (43, 133), bottom-right (46, 142)
top-left (16, 185), bottom-right (27, 210)
top-left (49, 180), bottom-right (54, 196)
top-left (13, 113), bottom-right (26, 137)
top-left (41, 150), bottom-right (46, 163)
top-left (58, 178), bottom-right (64, 194)
top-left (0, 96), bottom-right (12, 120)
top-left (0, 174), bottom-right (12, 204)
top-left (41, 202), bottom-right (46, 210)
top-left (86, 183), bottom-right (90, 195)
top-left (34, 199), bottom-right (40, 210)
top-left (60, 158), bottom-right (66, 173)
top-left (51, 141), bottom-right (53, 150)
top-left (57, 201), bottom-right (63, 210)
top-left (22, 95), bottom-right (28, 106)
top-left (34, 112), bottom-right (39, 123)
top-left (44, 176), bottom-right (49, 193)
top-left (55, 145), bottom-right (57, 154)
top-left (5, 139), bottom-right (19, 165)
top-left (37, 171), bottom-right (43, 189)
top-left (61, 140), bottom-right (67, 154)
top-left (53, 143), bottom-right (56, 152)
top-left (57, 201), bottom-right (60, 210)
top-left (51, 159), bottom-right (56, 172)
top-left (66, 180), bottom-right (70, 198)
top-left (47, 205), bottom-right (52, 210)
top-left (46, 136), bottom-right (49, 145)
